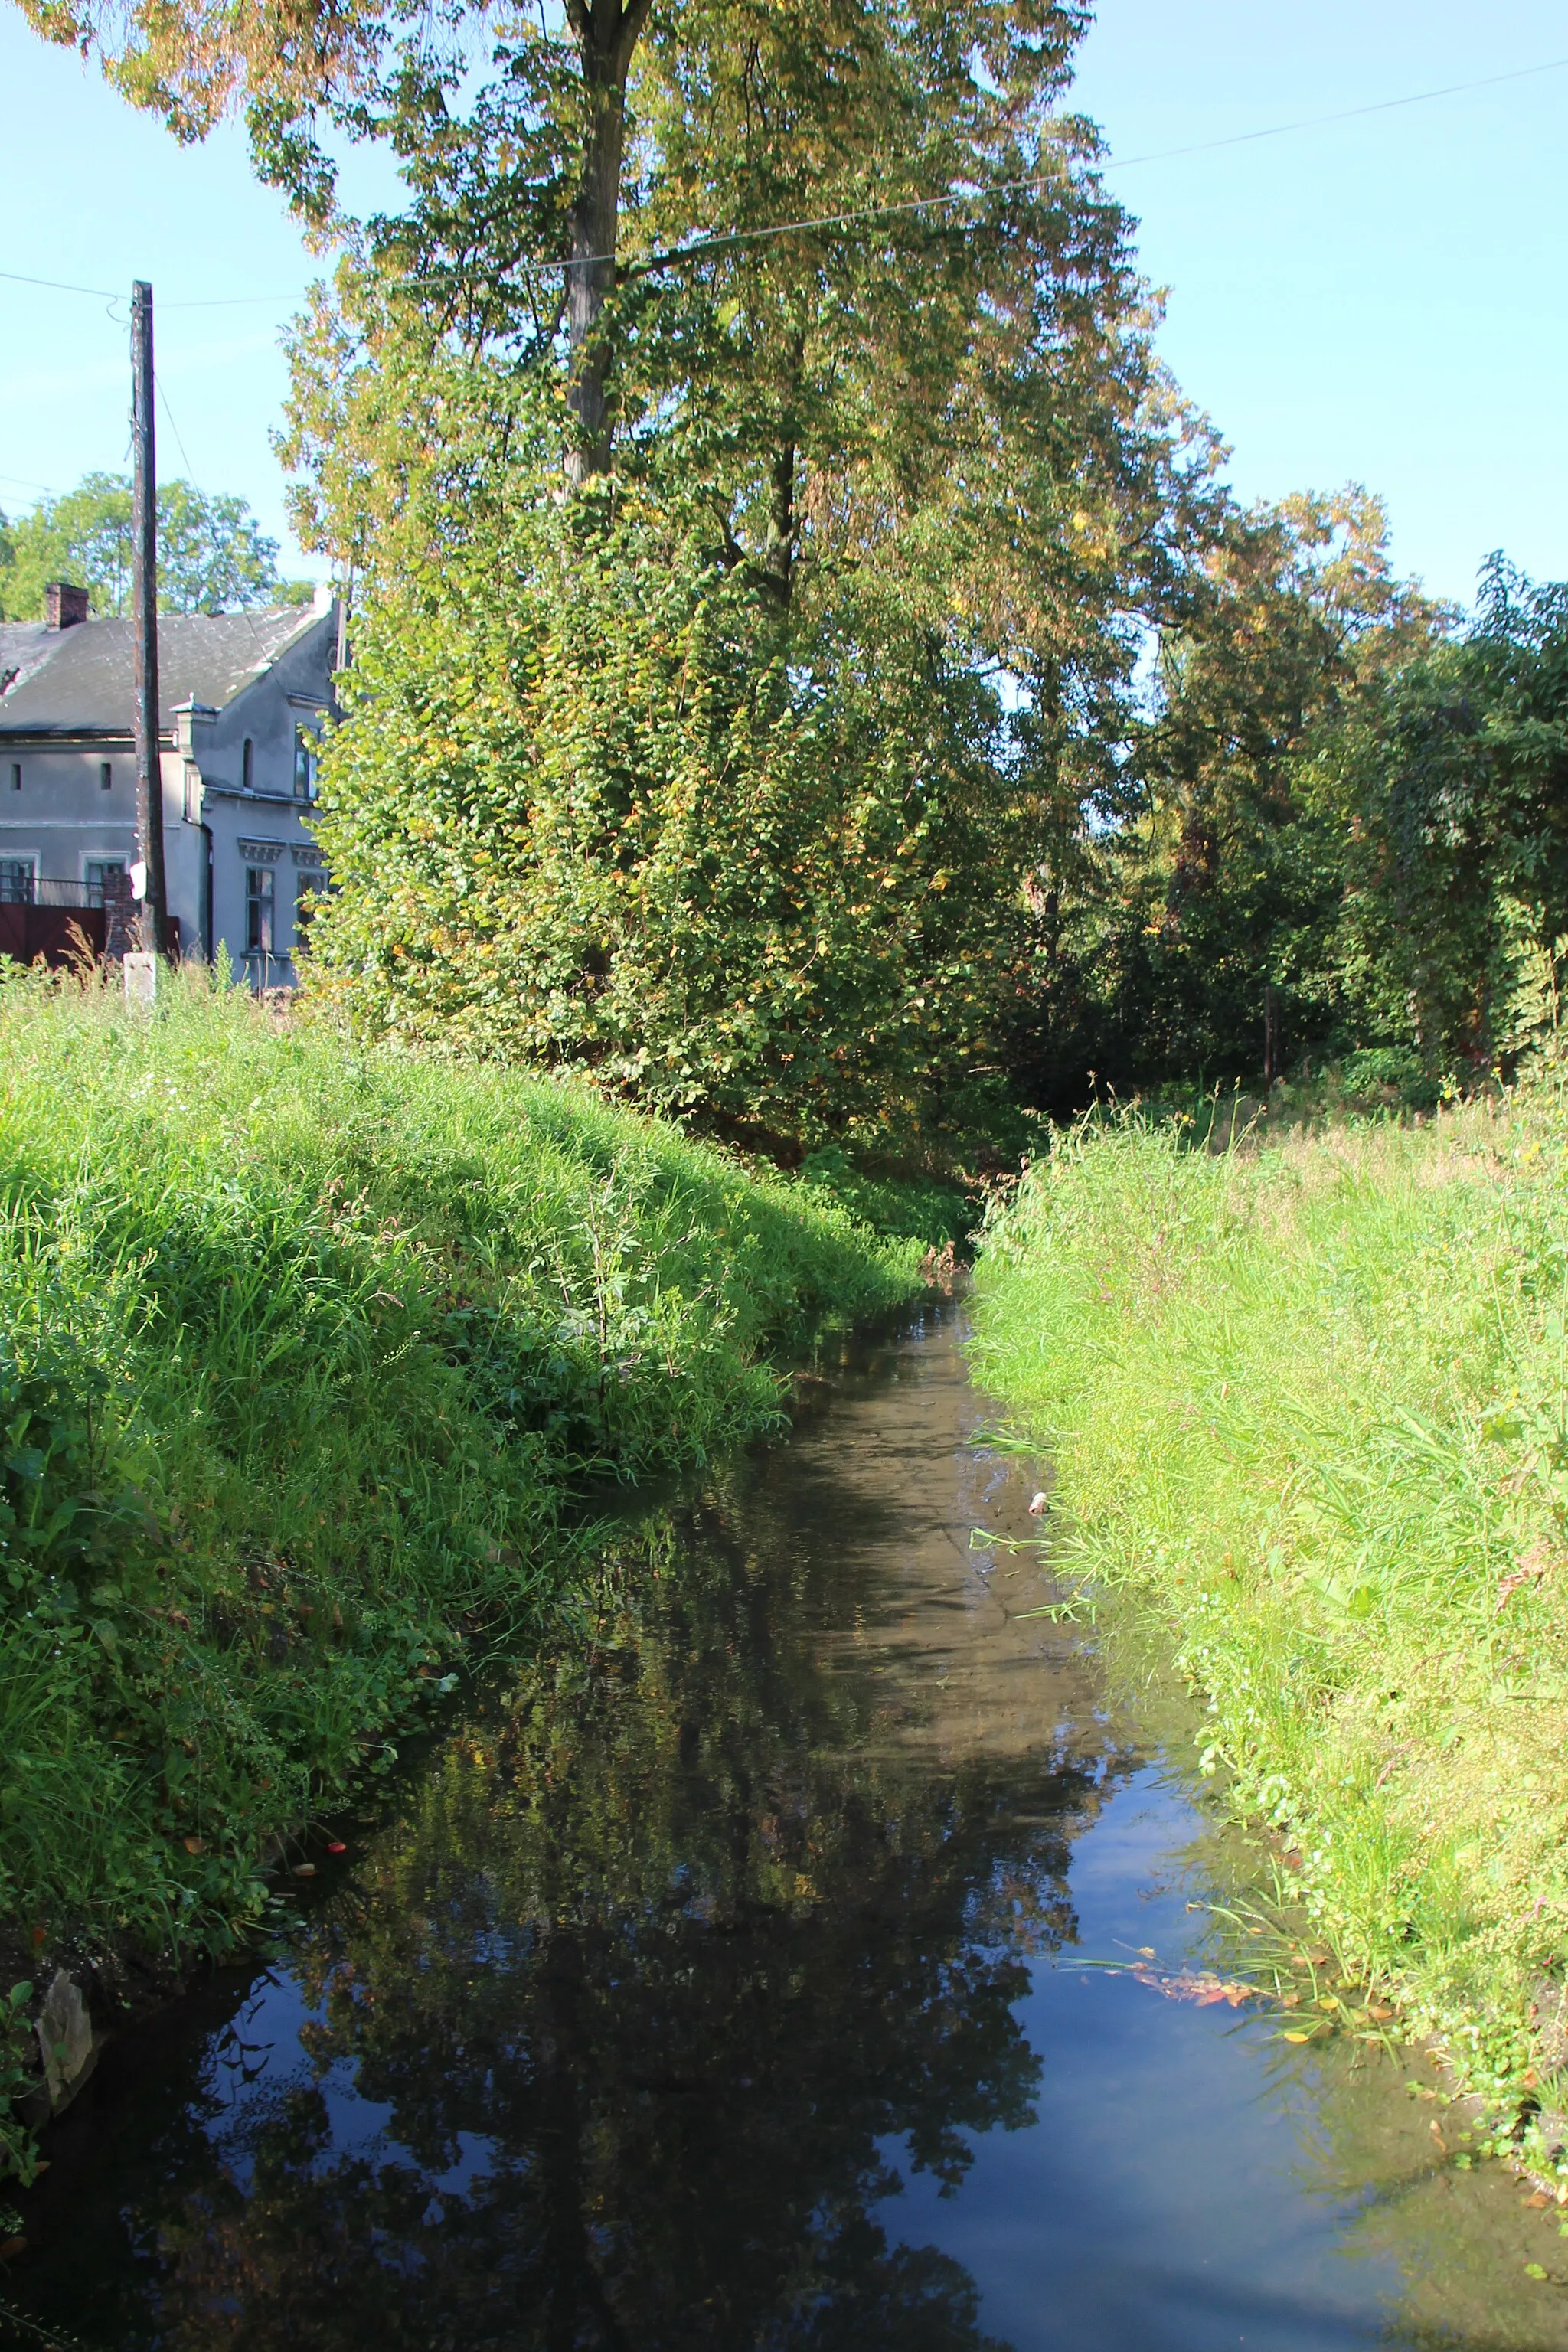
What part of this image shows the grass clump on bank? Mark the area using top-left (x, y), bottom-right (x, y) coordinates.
top-left (972, 1085), bottom-right (1568, 2151)
top-left (0, 967), bottom-right (919, 2115)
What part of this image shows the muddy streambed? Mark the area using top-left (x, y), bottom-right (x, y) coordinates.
top-left (7, 1302), bottom-right (1567, 2350)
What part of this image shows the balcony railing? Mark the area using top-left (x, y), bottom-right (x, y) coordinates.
top-left (0, 875), bottom-right (116, 910)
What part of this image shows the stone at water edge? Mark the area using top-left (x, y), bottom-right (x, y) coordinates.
top-left (35, 1970), bottom-right (95, 2111)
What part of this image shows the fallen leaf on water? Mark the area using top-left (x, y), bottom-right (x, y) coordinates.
top-left (1132, 1967), bottom-right (1257, 2007)
top-left (1136, 1946), bottom-right (1156, 1959)
top-left (1527, 2192), bottom-right (1553, 2209)
top-left (1525, 2264), bottom-right (1549, 2282)
top-left (1282, 2029), bottom-right (1312, 2043)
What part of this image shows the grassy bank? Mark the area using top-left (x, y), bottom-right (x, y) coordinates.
top-left (972, 1085), bottom-right (1568, 2161)
top-left (0, 968), bottom-right (920, 2168)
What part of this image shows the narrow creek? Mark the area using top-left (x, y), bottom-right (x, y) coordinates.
top-left (8, 1302), bottom-right (1568, 2350)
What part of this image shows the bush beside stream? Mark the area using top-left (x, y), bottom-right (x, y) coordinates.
top-left (972, 1084), bottom-right (1568, 2163)
top-left (0, 969), bottom-right (921, 2176)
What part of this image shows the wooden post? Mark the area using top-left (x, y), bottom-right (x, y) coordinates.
top-left (130, 280), bottom-right (168, 958)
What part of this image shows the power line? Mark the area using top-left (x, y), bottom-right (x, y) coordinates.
top-left (1104, 51), bottom-right (1568, 178)
top-left (0, 269), bottom-right (294, 304)
top-left (600, 50), bottom-right (1568, 273)
top-left (155, 377), bottom-right (199, 482)
top-left (0, 47), bottom-right (1564, 307)
top-left (0, 266), bottom-right (119, 298)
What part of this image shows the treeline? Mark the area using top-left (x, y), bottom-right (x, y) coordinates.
top-left (1034, 508), bottom-right (1568, 1109)
top-left (0, 474), bottom-right (312, 619)
top-left (31, 0), bottom-right (1568, 1143)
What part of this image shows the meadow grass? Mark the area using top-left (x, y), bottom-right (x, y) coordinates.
top-left (0, 964), bottom-right (920, 2169)
top-left (972, 1081), bottom-right (1568, 2161)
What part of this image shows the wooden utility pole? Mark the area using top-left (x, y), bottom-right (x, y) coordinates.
top-left (130, 279), bottom-right (168, 956)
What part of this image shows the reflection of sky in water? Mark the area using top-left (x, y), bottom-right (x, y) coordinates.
top-left (877, 1769), bottom-right (1397, 2352)
top-left (203, 1971), bottom-right (499, 2207)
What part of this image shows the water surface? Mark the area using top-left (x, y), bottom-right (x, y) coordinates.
top-left (9, 1305), bottom-right (1567, 2350)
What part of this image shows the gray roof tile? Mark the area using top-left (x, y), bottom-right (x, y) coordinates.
top-left (0, 607), bottom-right (327, 735)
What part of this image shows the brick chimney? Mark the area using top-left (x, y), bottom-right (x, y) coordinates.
top-left (44, 582), bottom-right (90, 631)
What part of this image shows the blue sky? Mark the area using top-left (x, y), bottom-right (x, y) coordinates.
top-left (1, 0), bottom-right (1563, 606)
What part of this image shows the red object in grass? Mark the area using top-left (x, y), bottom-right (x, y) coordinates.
top-left (327, 1841), bottom-right (348, 1855)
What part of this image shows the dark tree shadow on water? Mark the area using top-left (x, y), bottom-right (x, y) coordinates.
top-left (15, 1464), bottom-right (1136, 2352)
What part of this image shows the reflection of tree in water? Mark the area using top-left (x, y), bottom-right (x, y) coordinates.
top-left (50, 1481), bottom-right (1135, 2351)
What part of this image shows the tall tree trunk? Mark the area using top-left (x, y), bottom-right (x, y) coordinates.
top-left (564, 0), bottom-right (652, 482)
top-left (763, 438), bottom-right (795, 604)
top-left (761, 334), bottom-right (805, 604)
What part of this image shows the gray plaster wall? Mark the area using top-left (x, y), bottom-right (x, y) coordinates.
top-left (0, 740), bottom-right (201, 943)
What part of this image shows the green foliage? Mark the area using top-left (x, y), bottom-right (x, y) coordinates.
top-left (796, 1147), bottom-right (970, 1250)
top-left (1312, 559), bottom-right (1568, 1075)
top-left (1014, 489), bottom-right (1448, 1102)
top-left (1018, 518), bottom-right (1568, 1105)
top-left (0, 472), bottom-right (309, 619)
top-left (972, 1087), bottom-right (1568, 2120)
top-left (305, 446), bottom-right (1051, 1152)
top-left (279, 2), bottom-right (1217, 1152)
top-left (0, 967), bottom-right (915, 2040)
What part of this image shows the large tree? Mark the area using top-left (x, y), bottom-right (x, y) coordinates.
top-left (273, 4), bottom-right (1219, 1145)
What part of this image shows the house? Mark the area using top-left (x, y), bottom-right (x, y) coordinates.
top-left (0, 580), bottom-right (339, 983)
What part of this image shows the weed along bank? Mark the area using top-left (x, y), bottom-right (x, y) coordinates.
top-left (971, 1093), bottom-right (1568, 2184)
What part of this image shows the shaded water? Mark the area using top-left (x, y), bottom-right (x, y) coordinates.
top-left (9, 1304), bottom-right (1568, 2349)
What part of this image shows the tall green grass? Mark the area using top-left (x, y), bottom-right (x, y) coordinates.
top-left (972, 1086), bottom-right (1568, 2151)
top-left (0, 965), bottom-right (918, 2111)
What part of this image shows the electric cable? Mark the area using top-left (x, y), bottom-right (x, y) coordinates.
top-left (0, 47), bottom-right (1563, 306)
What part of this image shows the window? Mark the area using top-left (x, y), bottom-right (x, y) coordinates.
top-left (100, 760), bottom-right (112, 791)
top-left (245, 864), bottom-right (275, 955)
top-left (241, 738), bottom-right (253, 792)
top-left (0, 859), bottom-right (37, 906)
top-left (8, 764), bottom-right (18, 792)
top-left (294, 868), bottom-right (328, 952)
top-left (292, 725), bottom-right (320, 803)
top-left (85, 860), bottom-right (126, 909)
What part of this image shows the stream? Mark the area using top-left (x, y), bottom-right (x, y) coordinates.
top-left (8, 1300), bottom-right (1568, 2350)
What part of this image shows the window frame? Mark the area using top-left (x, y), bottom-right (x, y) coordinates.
top-left (0, 854), bottom-right (39, 906)
top-left (244, 862), bottom-right (276, 956)
top-left (292, 724), bottom-right (321, 805)
top-left (83, 858), bottom-right (126, 910)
